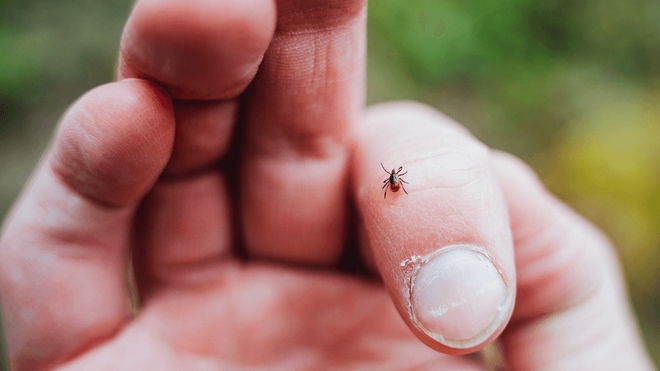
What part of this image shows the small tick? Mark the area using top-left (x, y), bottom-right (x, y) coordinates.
top-left (381, 163), bottom-right (409, 199)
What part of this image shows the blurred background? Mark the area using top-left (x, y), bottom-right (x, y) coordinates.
top-left (1, 0), bottom-right (659, 368)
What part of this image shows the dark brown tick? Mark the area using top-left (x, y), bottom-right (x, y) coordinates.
top-left (381, 163), bottom-right (409, 199)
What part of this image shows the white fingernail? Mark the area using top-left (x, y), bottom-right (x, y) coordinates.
top-left (410, 245), bottom-right (511, 349)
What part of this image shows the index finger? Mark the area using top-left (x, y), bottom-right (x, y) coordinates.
top-left (239, 0), bottom-right (367, 264)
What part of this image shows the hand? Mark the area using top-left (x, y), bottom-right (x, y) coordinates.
top-left (0, 0), bottom-right (655, 370)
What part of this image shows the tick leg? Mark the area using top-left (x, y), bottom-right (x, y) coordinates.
top-left (381, 163), bottom-right (389, 174)
top-left (400, 182), bottom-right (408, 195)
top-left (383, 186), bottom-right (388, 199)
top-left (382, 182), bottom-right (389, 189)
top-left (400, 179), bottom-right (409, 184)
top-left (399, 171), bottom-right (408, 176)
top-left (397, 166), bottom-right (403, 173)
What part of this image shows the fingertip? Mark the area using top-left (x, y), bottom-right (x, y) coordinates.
top-left (51, 79), bottom-right (175, 206)
top-left (119, 0), bottom-right (277, 99)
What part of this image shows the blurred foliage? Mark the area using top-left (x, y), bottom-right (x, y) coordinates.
top-left (0, 0), bottom-right (133, 136)
top-left (368, 0), bottom-right (660, 155)
top-left (0, 0), bottom-right (133, 215)
top-left (543, 95), bottom-right (660, 354)
top-left (1, 0), bottom-right (660, 368)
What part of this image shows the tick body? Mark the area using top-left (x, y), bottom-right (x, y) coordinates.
top-left (381, 163), bottom-right (409, 199)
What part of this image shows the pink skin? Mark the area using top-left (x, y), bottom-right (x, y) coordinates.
top-left (0, 0), bottom-right (656, 370)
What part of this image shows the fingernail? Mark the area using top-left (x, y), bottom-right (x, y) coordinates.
top-left (410, 245), bottom-right (511, 349)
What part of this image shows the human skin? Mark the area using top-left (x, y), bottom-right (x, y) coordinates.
top-left (0, 0), bottom-right (656, 370)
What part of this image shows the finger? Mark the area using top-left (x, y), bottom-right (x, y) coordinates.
top-left (0, 80), bottom-right (174, 370)
top-left (352, 102), bottom-right (516, 354)
top-left (240, 0), bottom-right (366, 264)
top-left (119, 0), bottom-right (276, 100)
top-left (132, 170), bottom-right (233, 299)
top-left (491, 152), bottom-right (656, 370)
top-left (119, 0), bottom-right (276, 177)
top-left (117, 0), bottom-right (274, 289)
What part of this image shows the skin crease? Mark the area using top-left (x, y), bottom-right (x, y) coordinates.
top-left (0, 1), bottom-right (657, 371)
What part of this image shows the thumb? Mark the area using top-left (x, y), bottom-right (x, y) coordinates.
top-left (352, 102), bottom-right (516, 354)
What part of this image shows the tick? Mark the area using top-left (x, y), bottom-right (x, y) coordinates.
top-left (381, 163), bottom-right (409, 199)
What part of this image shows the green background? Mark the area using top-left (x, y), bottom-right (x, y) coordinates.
top-left (1, 0), bottom-right (660, 368)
